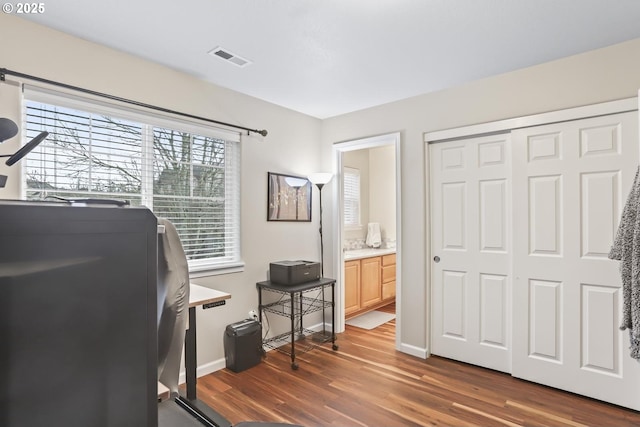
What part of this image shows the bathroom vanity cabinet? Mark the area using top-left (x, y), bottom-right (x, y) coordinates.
top-left (344, 252), bottom-right (396, 318)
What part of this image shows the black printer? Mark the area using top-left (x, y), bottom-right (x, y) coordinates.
top-left (269, 260), bottom-right (321, 285)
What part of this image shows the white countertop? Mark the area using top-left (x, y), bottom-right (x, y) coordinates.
top-left (344, 248), bottom-right (396, 261)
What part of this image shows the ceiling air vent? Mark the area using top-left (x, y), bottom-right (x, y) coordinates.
top-left (208, 47), bottom-right (251, 68)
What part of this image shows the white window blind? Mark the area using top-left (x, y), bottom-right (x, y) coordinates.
top-left (343, 167), bottom-right (361, 228)
top-left (23, 87), bottom-right (242, 273)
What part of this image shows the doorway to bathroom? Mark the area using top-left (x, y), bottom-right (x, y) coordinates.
top-left (333, 132), bottom-right (401, 349)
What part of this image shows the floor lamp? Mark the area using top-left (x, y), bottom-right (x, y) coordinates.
top-left (309, 172), bottom-right (333, 342)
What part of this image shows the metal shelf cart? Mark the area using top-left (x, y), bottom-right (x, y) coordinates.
top-left (257, 277), bottom-right (338, 369)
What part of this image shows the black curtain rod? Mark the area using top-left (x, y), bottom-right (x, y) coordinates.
top-left (0, 68), bottom-right (268, 137)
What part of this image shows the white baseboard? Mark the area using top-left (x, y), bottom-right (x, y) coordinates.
top-left (306, 321), bottom-right (329, 333)
top-left (178, 358), bottom-right (226, 385)
top-left (398, 342), bottom-right (428, 359)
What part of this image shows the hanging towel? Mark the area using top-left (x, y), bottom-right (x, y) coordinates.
top-left (366, 222), bottom-right (381, 248)
top-left (609, 166), bottom-right (640, 359)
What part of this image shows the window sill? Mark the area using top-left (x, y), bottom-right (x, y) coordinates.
top-left (188, 260), bottom-right (245, 278)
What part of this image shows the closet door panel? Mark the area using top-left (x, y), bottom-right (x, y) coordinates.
top-left (430, 134), bottom-right (512, 373)
top-left (512, 111), bottom-right (640, 410)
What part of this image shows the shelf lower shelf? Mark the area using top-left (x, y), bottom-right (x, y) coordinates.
top-left (263, 327), bottom-right (334, 357)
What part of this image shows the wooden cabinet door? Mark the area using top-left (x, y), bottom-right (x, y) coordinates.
top-left (360, 257), bottom-right (382, 307)
top-left (344, 260), bottom-right (361, 316)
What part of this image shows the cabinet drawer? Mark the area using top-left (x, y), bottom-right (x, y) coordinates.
top-left (382, 264), bottom-right (396, 283)
top-left (382, 253), bottom-right (396, 266)
top-left (382, 281), bottom-right (396, 300)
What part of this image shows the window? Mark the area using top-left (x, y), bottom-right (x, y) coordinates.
top-left (343, 167), bottom-right (361, 228)
top-left (23, 87), bottom-right (242, 273)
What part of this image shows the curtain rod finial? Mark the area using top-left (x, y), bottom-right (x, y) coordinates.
top-left (257, 129), bottom-right (268, 137)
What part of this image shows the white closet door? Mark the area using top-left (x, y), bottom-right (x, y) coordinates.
top-left (430, 134), bottom-right (512, 373)
top-left (512, 111), bottom-right (640, 410)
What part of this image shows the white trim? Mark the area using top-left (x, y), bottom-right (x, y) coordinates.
top-left (398, 342), bottom-right (428, 359)
top-left (178, 358), bottom-right (226, 385)
top-left (424, 97), bottom-right (637, 143)
top-left (189, 261), bottom-right (245, 278)
top-left (141, 125), bottom-right (154, 209)
top-left (333, 132), bottom-right (402, 352)
top-left (423, 142), bottom-right (431, 358)
top-left (335, 132), bottom-right (401, 151)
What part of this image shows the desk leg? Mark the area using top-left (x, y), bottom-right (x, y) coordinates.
top-left (185, 306), bottom-right (197, 400)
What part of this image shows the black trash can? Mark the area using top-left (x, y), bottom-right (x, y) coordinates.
top-left (224, 319), bottom-right (262, 373)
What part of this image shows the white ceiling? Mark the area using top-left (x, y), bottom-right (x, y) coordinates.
top-left (19, 0), bottom-right (640, 119)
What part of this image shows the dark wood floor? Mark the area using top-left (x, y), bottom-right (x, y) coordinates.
top-left (196, 306), bottom-right (640, 426)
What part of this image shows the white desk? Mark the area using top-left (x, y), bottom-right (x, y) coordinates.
top-left (190, 284), bottom-right (230, 308)
top-left (184, 284), bottom-right (231, 401)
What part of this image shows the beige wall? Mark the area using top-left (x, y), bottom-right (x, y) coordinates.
top-left (322, 37), bottom-right (640, 354)
top-left (369, 144), bottom-right (396, 244)
top-left (0, 14), bottom-right (324, 373)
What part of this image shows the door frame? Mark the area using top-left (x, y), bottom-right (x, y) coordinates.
top-left (332, 132), bottom-right (402, 350)
top-left (424, 96), bottom-right (637, 354)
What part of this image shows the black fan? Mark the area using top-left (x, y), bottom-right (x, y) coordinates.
top-left (0, 118), bottom-right (48, 188)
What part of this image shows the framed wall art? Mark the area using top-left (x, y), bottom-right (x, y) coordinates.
top-left (267, 172), bottom-right (312, 221)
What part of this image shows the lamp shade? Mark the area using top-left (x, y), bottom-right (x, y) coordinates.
top-left (284, 176), bottom-right (309, 188)
top-left (308, 172), bottom-right (332, 186)
top-left (0, 118), bottom-right (19, 143)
